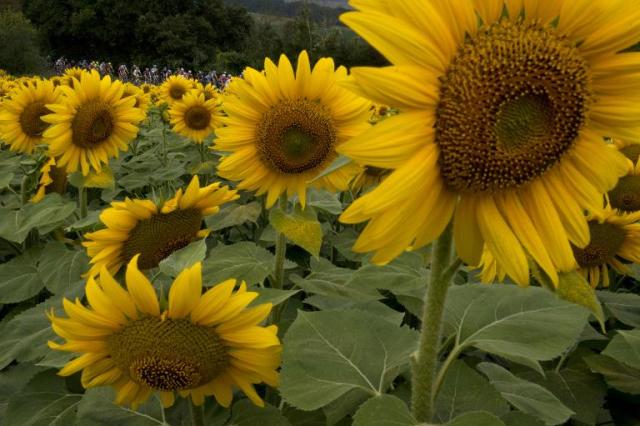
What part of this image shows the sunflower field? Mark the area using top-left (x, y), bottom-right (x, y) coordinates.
top-left (1, 1), bottom-right (640, 425)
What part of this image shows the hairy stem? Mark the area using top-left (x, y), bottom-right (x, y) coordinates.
top-left (411, 223), bottom-right (454, 422)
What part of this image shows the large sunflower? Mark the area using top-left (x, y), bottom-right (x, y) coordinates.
top-left (214, 51), bottom-right (371, 207)
top-left (338, 0), bottom-right (640, 285)
top-left (83, 176), bottom-right (238, 277)
top-left (42, 70), bottom-right (146, 175)
top-left (572, 206), bottom-right (640, 287)
top-left (170, 89), bottom-right (222, 143)
top-left (48, 258), bottom-right (281, 409)
top-left (161, 75), bottom-right (194, 105)
top-left (0, 79), bottom-right (60, 154)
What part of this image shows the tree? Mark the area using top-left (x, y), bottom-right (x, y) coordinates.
top-left (22, 0), bottom-right (252, 69)
top-left (0, 8), bottom-right (46, 75)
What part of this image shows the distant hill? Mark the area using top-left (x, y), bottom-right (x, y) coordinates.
top-left (283, 0), bottom-right (349, 8)
top-left (224, 0), bottom-right (348, 24)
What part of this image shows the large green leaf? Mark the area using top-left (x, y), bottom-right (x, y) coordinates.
top-left (0, 363), bottom-right (47, 422)
top-left (205, 201), bottom-right (262, 231)
top-left (447, 411), bottom-right (506, 426)
top-left (518, 368), bottom-right (606, 425)
top-left (229, 400), bottom-right (291, 426)
top-left (0, 194), bottom-right (76, 243)
top-left (434, 361), bottom-right (509, 423)
top-left (158, 239), bottom-right (207, 277)
top-left (477, 363), bottom-right (574, 425)
top-left (202, 242), bottom-right (294, 286)
top-left (37, 242), bottom-right (89, 295)
top-left (307, 189), bottom-right (343, 215)
top-left (0, 249), bottom-right (44, 303)
top-left (269, 205), bottom-right (322, 257)
top-left (280, 310), bottom-right (418, 410)
top-left (352, 395), bottom-right (417, 426)
top-left (597, 291), bottom-right (640, 328)
top-left (289, 258), bottom-right (380, 302)
top-left (346, 252), bottom-right (428, 295)
top-left (0, 297), bottom-right (66, 369)
top-left (602, 330), bottom-right (640, 370)
top-left (5, 370), bottom-right (82, 426)
top-left (584, 354), bottom-right (640, 395)
top-left (76, 388), bottom-right (165, 426)
top-left (443, 285), bottom-right (589, 369)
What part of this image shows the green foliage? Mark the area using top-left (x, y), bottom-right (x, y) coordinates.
top-left (0, 8), bottom-right (45, 75)
top-left (1, 109), bottom-right (639, 425)
top-left (22, 0), bottom-right (251, 68)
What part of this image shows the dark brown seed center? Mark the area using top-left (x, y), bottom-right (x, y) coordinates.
top-left (435, 20), bottom-right (591, 193)
top-left (572, 221), bottom-right (626, 268)
top-left (256, 100), bottom-right (337, 174)
top-left (71, 102), bottom-right (114, 148)
top-left (120, 209), bottom-right (203, 269)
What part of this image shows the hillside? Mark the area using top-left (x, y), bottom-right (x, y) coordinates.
top-left (283, 0), bottom-right (349, 8)
top-left (224, 0), bottom-right (348, 23)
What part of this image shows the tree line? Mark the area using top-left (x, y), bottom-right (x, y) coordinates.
top-left (0, 0), bottom-right (385, 75)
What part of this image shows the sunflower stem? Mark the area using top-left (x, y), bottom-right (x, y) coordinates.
top-left (198, 141), bottom-right (206, 163)
top-left (411, 222), bottom-right (454, 422)
top-left (271, 194), bottom-right (288, 324)
top-left (161, 122), bottom-right (168, 166)
top-left (78, 185), bottom-right (88, 219)
top-left (189, 402), bottom-right (205, 426)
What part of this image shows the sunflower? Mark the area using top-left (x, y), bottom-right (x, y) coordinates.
top-left (571, 205), bottom-right (640, 287)
top-left (476, 247), bottom-right (506, 284)
top-left (350, 166), bottom-right (390, 193)
top-left (198, 83), bottom-right (219, 101)
top-left (0, 79), bottom-right (60, 154)
top-left (83, 176), bottom-right (238, 277)
top-left (608, 139), bottom-right (640, 213)
top-left (31, 157), bottom-right (67, 203)
top-left (337, 0), bottom-right (640, 286)
top-left (215, 51), bottom-right (371, 207)
top-left (169, 89), bottom-right (222, 143)
top-left (63, 67), bottom-right (87, 87)
top-left (123, 83), bottom-right (150, 113)
top-left (42, 70), bottom-right (146, 176)
top-left (161, 75), bottom-right (194, 105)
top-left (48, 258), bottom-right (281, 409)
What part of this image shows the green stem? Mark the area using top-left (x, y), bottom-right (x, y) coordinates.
top-left (20, 175), bottom-right (30, 204)
top-left (271, 195), bottom-right (288, 324)
top-left (198, 141), bottom-right (206, 163)
top-left (411, 222), bottom-right (454, 422)
top-left (161, 124), bottom-right (168, 166)
top-left (78, 185), bottom-right (87, 219)
top-left (189, 402), bottom-right (205, 426)
top-left (273, 195), bottom-right (288, 290)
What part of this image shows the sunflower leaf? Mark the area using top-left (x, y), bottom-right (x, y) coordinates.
top-left (447, 411), bottom-right (506, 426)
top-left (37, 241), bottom-right (89, 295)
top-left (352, 395), bottom-right (417, 426)
top-left (602, 330), bottom-right (640, 370)
top-left (442, 284), bottom-right (590, 370)
top-left (269, 205), bottom-right (322, 257)
top-left (0, 248), bottom-right (45, 303)
top-left (158, 238), bottom-right (207, 277)
top-left (5, 370), bottom-right (82, 426)
top-left (555, 270), bottom-right (605, 332)
top-left (584, 354), bottom-right (640, 395)
top-left (477, 363), bottom-right (574, 425)
top-left (76, 387), bottom-right (165, 426)
top-left (280, 310), bottom-right (418, 411)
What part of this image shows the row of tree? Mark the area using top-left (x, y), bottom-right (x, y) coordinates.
top-left (0, 0), bottom-right (385, 75)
